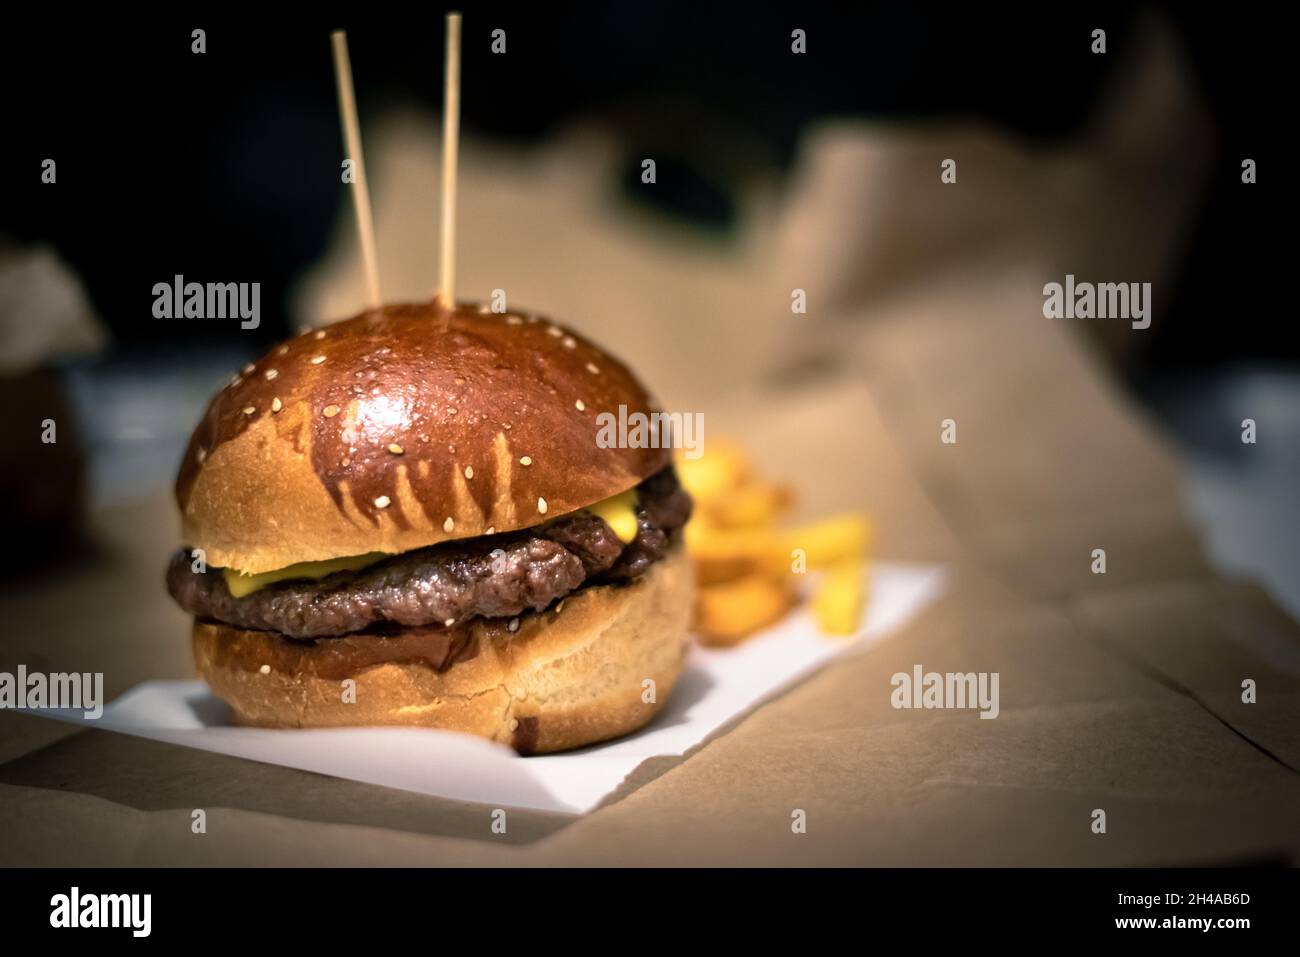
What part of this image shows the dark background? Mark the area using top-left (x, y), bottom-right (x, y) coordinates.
top-left (1, 3), bottom-right (1285, 370)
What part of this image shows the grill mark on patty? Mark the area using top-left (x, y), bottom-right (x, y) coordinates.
top-left (167, 466), bottom-right (691, 639)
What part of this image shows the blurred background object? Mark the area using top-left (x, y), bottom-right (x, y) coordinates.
top-left (1, 5), bottom-right (1293, 614)
top-left (0, 242), bottom-right (105, 570)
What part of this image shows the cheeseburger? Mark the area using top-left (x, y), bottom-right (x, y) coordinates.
top-left (165, 301), bottom-right (694, 753)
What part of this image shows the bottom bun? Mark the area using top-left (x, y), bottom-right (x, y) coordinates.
top-left (192, 545), bottom-right (694, 753)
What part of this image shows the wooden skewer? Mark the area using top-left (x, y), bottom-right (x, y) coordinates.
top-left (437, 12), bottom-right (462, 309)
top-left (331, 30), bottom-right (382, 310)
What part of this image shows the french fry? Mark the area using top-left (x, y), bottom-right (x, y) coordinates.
top-left (676, 442), bottom-right (750, 504)
top-left (694, 573), bottom-right (798, 647)
top-left (679, 437), bottom-right (872, 645)
top-left (812, 561), bottom-right (868, 636)
top-left (684, 522), bottom-right (778, 584)
top-left (687, 513), bottom-right (870, 582)
top-left (699, 480), bottom-right (793, 529)
top-left (784, 514), bottom-right (871, 571)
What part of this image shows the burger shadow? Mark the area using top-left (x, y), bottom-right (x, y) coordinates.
top-left (0, 668), bottom-right (719, 857)
top-left (581, 664), bottom-right (726, 810)
top-left (642, 662), bottom-right (716, 733)
top-left (187, 693), bottom-right (233, 726)
top-left (0, 727), bottom-right (575, 852)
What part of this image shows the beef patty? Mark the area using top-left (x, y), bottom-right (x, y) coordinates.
top-left (167, 466), bottom-right (691, 638)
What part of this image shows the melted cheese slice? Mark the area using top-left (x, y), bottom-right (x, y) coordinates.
top-left (223, 552), bottom-right (386, 599)
top-left (586, 489), bottom-right (640, 543)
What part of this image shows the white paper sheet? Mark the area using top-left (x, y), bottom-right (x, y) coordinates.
top-left (28, 562), bottom-right (944, 813)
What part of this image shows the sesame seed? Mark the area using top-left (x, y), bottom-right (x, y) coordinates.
top-left (519, 455), bottom-right (532, 466)
top-left (537, 497), bottom-right (548, 514)
top-left (242, 406), bottom-right (256, 415)
top-left (271, 397), bottom-right (283, 413)
top-left (448, 407), bottom-right (458, 415)
top-left (388, 443), bottom-right (404, 454)
top-left (314, 329), bottom-right (327, 339)
top-left (243, 363), bottom-right (255, 375)
top-left (259, 664), bottom-right (271, 675)
top-left (264, 369), bottom-right (278, 381)
top-left (478, 303), bottom-right (492, 314)
top-left (575, 399), bottom-right (586, 412)
top-left (508, 717), bottom-right (519, 731)
top-left (547, 326), bottom-right (562, 337)
top-left (562, 336), bottom-right (576, 349)
top-left (310, 355), bottom-right (326, 365)
top-left (485, 526), bottom-right (495, 535)
top-left (277, 345), bottom-right (289, 356)
top-left (374, 495), bottom-right (391, 509)
top-left (508, 618), bottom-right (520, 633)
top-left (443, 516), bottom-right (455, 532)
top-left (556, 600), bottom-right (565, 614)
top-left (444, 618), bottom-right (456, 627)
top-left (323, 405), bottom-right (340, 418)
top-left (505, 315), bottom-right (523, 325)
top-left (196, 447), bottom-right (207, 463)
top-left (464, 466), bottom-right (474, 479)
top-left (586, 362), bottom-right (600, 374)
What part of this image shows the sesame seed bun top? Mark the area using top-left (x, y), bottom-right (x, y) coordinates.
top-left (175, 300), bottom-right (671, 574)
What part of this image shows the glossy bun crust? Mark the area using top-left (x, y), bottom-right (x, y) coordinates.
top-left (193, 545), bottom-right (694, 753)
top-left (177, 301), bottom-right (671, 574)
